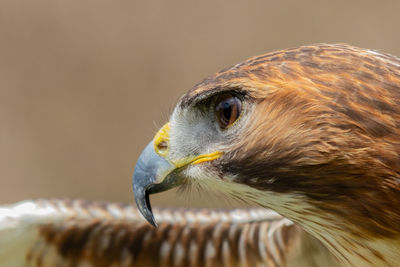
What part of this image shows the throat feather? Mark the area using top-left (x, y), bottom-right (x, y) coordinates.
top-left (251, 191), bottom-right (400, 267)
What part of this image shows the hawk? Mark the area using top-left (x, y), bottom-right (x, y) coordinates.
top-left (0, 44), bottom-right (398, 267)
top-left (133, 44), bottom-right (400, 266)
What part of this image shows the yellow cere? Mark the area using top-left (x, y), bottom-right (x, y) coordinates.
top-left (153, 122), bottom-right (170, 157)
top-left (153, 122), bottom-right (223, 167)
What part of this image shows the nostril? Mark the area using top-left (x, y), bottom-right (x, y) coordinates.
top-left (153, 122), bottom-right (170, 157)
top-left (157, 141), bottom-right (168, 151)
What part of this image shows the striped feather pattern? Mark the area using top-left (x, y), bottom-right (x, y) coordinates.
top-left (0, 199), bottom-right (336, 267)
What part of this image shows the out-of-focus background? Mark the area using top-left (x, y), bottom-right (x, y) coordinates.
top-left (1, 0), bottom-right (400, 207)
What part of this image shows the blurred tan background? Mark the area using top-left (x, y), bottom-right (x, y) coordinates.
top-left (1, 0), bottom-right (400, 207)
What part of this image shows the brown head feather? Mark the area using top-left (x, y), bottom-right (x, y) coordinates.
top-left (179, 44), bottom-right (400, 240)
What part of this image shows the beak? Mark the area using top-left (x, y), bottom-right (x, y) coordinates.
top-left (132, 140), bottom-right (180, 227)
top-left (133, 123), bottom-right (222, 227)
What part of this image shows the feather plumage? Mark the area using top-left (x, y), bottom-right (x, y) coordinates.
top-left (0, 199), bottom-right (336, 267)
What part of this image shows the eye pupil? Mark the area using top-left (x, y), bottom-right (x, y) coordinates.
top-left (215, 93), bottom-right (242, 129)
top-left (223, 102), bottom-right (231, 120)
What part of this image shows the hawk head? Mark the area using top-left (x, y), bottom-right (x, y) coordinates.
top-left (133, 44), bottom-right (400, 265)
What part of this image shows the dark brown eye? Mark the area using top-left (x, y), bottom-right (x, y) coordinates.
top-left (215, 93), bottom-right (242, 129)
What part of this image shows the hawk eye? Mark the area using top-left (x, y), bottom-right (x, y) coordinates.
top-left (215, 93), bottom-right (242, 129)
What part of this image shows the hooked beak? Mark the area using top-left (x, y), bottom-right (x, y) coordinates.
top-left (132, 123), bottom-right (222, 227)
top-left (132, 140), bottom-right (180, 227)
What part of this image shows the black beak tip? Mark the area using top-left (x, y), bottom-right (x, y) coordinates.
top-left (133, 188), bottom-right (158, 227)
top-left (143, 191), bottom-right (158, 227)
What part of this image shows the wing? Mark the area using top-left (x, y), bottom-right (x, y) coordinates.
top-left (0, 199), bottom-right (337, 267)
